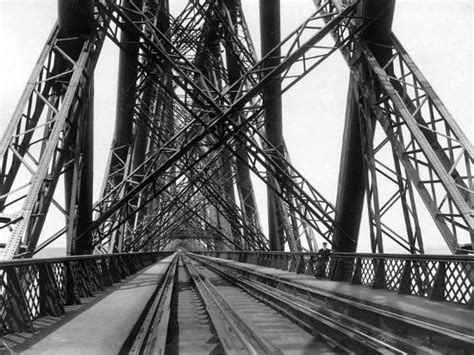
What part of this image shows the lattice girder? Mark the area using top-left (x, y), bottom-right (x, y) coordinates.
top-left (0, 6), bottom-right (111, 259)
top-left (84, 0), bottom-right (361, 249)
top-left (322, 0), bottom-right (473, 253)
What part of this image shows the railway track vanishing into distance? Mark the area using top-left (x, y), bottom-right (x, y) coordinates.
top-left (123, 252), bottom-right (472, 354)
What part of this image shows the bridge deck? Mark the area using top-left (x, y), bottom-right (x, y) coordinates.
top-left (5, 252), bottom-right (472, 353)
top-left (198, 255), bottom-right (473, 335)
top-left (19, 254), bottom-right (175, 354)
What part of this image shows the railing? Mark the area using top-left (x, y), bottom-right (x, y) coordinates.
top-left (196, 251), bottom-right (473, 308)
top-left (0, 252), bottom-right (173, 334)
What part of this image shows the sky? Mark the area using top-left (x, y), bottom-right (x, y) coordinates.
top-left (0, 0), bottom-right (472, 254)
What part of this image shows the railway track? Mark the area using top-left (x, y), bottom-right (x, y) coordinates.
top-left (124, 252), bottom-right (470, 354)
top-left (191, 254), bottom-right (474, 355)
top-left (125, 252), bottom-right (338, 354)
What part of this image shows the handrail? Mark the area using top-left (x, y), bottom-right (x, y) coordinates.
top-left (195, 250), bottom-right (474, 262)
top-left (0, 251), bottom-right (166, 267)
top-left (0, 251), bottom-right (173, 335)
top-left (195, 251), bottom-right (473, 307)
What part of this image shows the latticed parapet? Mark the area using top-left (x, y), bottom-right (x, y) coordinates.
top-left (198, 250), bottom-right (473, 306)
top-left (0, 252), bottom-right (171, 335)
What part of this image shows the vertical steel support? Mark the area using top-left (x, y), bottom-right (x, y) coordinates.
top-left (224, 0), bottom-right (262, 250)
top-left (109, 0), bottom-right (143, 252)
top-left (333, 81), bottom-right (365, 252)
top-left (333, 0), bottom-right (395, 252)
top-left (221, 152), bottom-right (241, 247)
top-left (58, 0), bottom-right (94, 35)
top-left (114, 0), bottom-right (142, 169)
top-left (131, 0), bottom-right (167, 172)
top-left (77, 81), bottom-right (94, 254)
top-left (58, 0), bottom-right (95, 256)
top-left (260, 0), bottom-right (285, 251)
top-left (67, 78), bottom-right (94, 255)
top-left (235, 149), bottom-right (261, 248)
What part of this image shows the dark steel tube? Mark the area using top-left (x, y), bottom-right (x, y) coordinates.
top-left (260, 0), bottom-right (285, 251)
top-left (58, 0), bottom-right (94, 36)
top-left (333, 0), bottom-right (395, 252)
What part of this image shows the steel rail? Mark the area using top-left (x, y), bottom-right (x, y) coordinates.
top-left (181, 254), bottom-right (278, 355)
top-left (191, 252), bottom-right (474, 351)
top-left (191, 254), bottom-right (438, 354)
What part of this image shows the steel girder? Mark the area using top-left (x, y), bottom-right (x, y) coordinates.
top-left (192, 0), bottom-right (264, 248)
top-left (92, 70), bottom-right (268, 252)
top-left (124, 149), bottom-right (269, 252)
top-left (332, 0), bottom-right (423, 254)
top-left (105, 0), bottom-right (472, 254)
top-left (93, 72), bottom-right (269, 251)
top-left (91, 0), bottom-right (264, 252)
top-left (3, 0), bottom-right (466, 257)
top-left (202, 0), bottom-right (314, 251)
top-left (58, 0), bottom-right (95, 256)
top-left (193, 0), bottom-right (360, 251)
top-left (259, 0), bottom-right (288, 251)
top-left (323, 0), bottom-right (473, 253)
top-left (188, 1), bottom-right (268, 250)
top-left (0, 5), bottom-right (111, 259)
top-left (82, 0), bottom-right (361, 252)
top-left (124, 153), bottom-right (259, 252)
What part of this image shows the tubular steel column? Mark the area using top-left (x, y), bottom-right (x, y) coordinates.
top-left (111, 0), bottom-right (143, 251)
top-left (77, 82), bottom-right (94, 255)
top-left (260, 0), bottom-right (285, 251)
top-left (224, 0), bottom-right (263, 249)
top-left (58, 0), bottom-right (94, 36)
top-left (223, 0), bottom-right (262, 249)
top-left (65, 79), bottom-right (94, 255)
top-left (333, 79), bottom-right (364, 252)
top-left (333, 0), bottom-right (395, 252)
top-left (113, 0), bottom-right (142, 177)
top-left (58, 0), bottom-right (95, 255)
top-left (131, 0), bottom-right (167, 172)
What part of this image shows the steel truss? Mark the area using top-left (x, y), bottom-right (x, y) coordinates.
top-left (81, 0), bottom-right (361, 252)
top-left (1, 0), bottom-right (471, 258)
top-left (0, 6), bottom-right (111, 259)
top-left (322, 1), bottom-right (473, 253)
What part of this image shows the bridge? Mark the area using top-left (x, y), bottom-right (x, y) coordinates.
top-left (0, 0), bottom-right (473, 353)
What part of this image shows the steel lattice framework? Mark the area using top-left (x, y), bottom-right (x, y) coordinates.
top-left (0, 0), bottom-right (472, 260)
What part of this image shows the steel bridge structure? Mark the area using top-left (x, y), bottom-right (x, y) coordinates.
top-left (0, 0), bottom-right (473, 352)
top-left (1, 0), bottom-right (473, 259)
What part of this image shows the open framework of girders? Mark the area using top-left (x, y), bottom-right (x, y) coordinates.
top-left (0, 0), bottom-right (472, 260)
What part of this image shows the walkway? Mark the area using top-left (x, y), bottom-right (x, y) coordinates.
top-left (197, 254), bottom-right (473, 335)
top-left (18, 254), bottom-right (175, 354)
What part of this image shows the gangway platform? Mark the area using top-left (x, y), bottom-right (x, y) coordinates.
top-left (12, 254), bottom-right (175, 354)
top-left (195, 254), bottom-right (473, 335)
